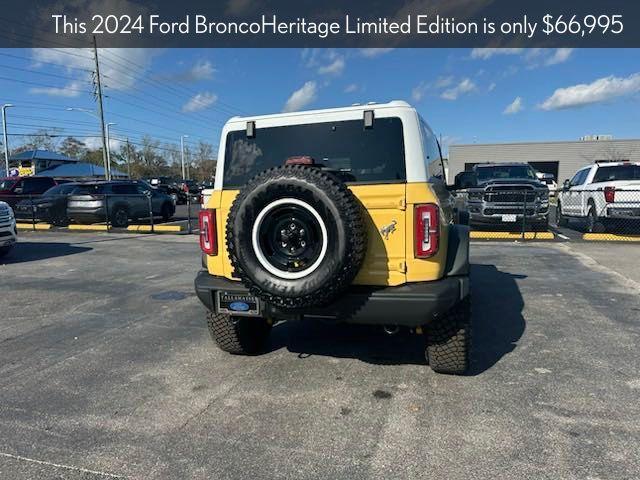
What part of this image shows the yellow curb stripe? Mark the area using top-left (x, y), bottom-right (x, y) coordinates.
top-left (68, 224), bottom-right (109, 231)
top-left (583, 233), bottom-right (640, 242)
top-left (16, 223), bottom-right (52, 230)
top-left (470, 231), bottom-right (555, 240)
top-left (126, 224), bottom-right (184, 232)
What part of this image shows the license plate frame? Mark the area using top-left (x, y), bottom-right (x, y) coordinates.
top-left (216, 290), bottom-right (261, 317)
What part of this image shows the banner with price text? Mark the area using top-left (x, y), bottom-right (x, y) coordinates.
top-left (0, 0), bottom-right (638, 47)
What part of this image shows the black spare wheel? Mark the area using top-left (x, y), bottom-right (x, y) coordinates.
top-left (227, 164), bottom-right (367, 309)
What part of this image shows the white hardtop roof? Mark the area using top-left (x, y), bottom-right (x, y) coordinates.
top-left (225, 100), bottom-right (414, 125)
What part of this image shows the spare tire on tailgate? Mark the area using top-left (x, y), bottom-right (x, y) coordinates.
top-left (226, 164), bottom-right (367, 309)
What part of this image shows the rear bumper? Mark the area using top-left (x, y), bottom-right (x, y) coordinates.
top-left (606, 207), bottom-right (640, 219)
top-left (194, 271), bottom-right (469, 327)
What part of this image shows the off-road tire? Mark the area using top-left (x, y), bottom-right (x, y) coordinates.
top-left (426, 296), bottom-right (471, 375)
top-left (556, 202), bottom-right (568, 227)
top-left (207, 312), bottom-right (272, 355)
top-left (227, 165), bottom-right (367, 309)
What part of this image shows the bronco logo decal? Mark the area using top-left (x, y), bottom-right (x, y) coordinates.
top-left (380, 220), bottom-right (397, 240)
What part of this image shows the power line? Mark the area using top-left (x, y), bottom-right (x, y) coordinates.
top-left (0, 52), bottom-right (93, 73)
top-left (100, 49), bottom-right (248, 116)
top-left (0, 75), bottom-right (92, 94)
top-left (0, 63), bottom-right (89, 82)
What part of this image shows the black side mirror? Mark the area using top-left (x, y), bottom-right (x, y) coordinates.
top-left (563, 179), bottom-right (571, 190)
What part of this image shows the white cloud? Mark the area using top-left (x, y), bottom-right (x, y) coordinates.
top-left (412, 82), bottom-right (428, 102)
top-left (29, 81), bottom-right (84, 97)
top-left (441, 78), bottom-right (476, 100)
top-left (539, 73), bottom-right (640, 110)
top-left (82, 136), bottom-right (122, 151)
top-left (182, 92), bottom-right (218, 112)
top-left (503, 96), bottom-right (523, 114)
top-left (303, 49), bottom-right (346, 76)
top-left (488, 82), bottom-right (497, 92)
top-left (30, 48), bottom-right (160, 93)
top-left (344, 83), bottom-right (359, 93)
top-left (318, 57), bottom-right (345, 76)
top-left (283, 81), bottom-right (317, 112)
top-left (359, 48), bottom-right (395, 58)
top-left (544, 48), bottom-right (574, 66)
top-left (470, 48), bottom-right (524, 60)
top-left (179, 60), bottom-right (215, 82)
top-left (411, 76), bottom-right (454, 102)
top-left (525, 48), bottom-right (574, 68)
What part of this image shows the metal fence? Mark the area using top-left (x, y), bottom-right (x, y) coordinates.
top-left (0, 193), bottom-right (198, 233)
top-left (454, 187), bottom-right (640, 240)
top-left (552, 188), bottom-right (640, 238)
top-left (454, 188), bottom-right (551, 239)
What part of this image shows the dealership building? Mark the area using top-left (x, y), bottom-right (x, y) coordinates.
top-left (448, 137), bottom-right (640, 185)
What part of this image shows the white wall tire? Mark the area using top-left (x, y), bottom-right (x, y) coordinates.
top-left (251, 198), bottom-right (328, 280)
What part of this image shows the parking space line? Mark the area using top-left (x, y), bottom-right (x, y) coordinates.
top-left (470, 231), bottom-right (555, 240)
top-left (0, 452), bottom-right (126, 478)
top-left (583, 233), bottom-right (640, 242)
top-left (16, 223), bottom-right (51, 230)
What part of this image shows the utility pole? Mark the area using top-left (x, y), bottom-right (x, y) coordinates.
top-left (125, 138), bottom-right (131, 178)
top-left (92, 35), bottom-right (109, 180)
top-left (180, 134), bottom-right (189, 180)
top-left (2, 104), bottom-right (13, 176)
top-left (106, 122), bottom-right (116, 179)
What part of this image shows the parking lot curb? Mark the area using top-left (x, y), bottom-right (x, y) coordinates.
top-left (16, 223), bottom-right (52, 230)
top-left (583, 233), bottom-right (640, 242)
top-left (127, 224), bottom-right (184, 232)
top-left (68, 224), bottom-right (109, 231)
top-left (470, 231), bottom-right (555, 240)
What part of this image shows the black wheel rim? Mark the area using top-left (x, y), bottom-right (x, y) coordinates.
top-left (115, 210), bottom-right (127, 226)
top-left (257, 204), bottom-right (323, 274)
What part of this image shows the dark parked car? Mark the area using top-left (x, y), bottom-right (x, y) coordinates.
top-left (14, 183), bottom-right (81, 226)
top-left (67, 181), bottom-right (176, 228)
top-left (0, 176), bottom-right (58, 208)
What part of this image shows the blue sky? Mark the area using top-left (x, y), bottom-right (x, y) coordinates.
top-left (0, 48), bottom-right (639, 155)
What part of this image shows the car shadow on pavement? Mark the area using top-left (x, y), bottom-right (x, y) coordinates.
top-left (268, 321), bottom-right (428, 366)
top-left (0, 242), bottom-right (92, 264)
top-left (468, 264), bottom-right (527, 375)
top-left (266, 263), bottom-right (526, 371)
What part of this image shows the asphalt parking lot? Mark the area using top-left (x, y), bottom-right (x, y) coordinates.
top-left (1, 232), bottom-right (639, 479)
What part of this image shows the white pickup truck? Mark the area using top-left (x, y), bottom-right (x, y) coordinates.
top-left (0, 201), bottom-right (17, 258)
top-left (557, 162), bottom-right (640, 233)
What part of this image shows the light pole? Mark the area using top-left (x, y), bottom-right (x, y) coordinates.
top-left (180, 135), bottom-right (189, 180)
top-left (106, 122), bottom-right (116, 181)
top-left (2, 104), bottom-right (14, 176)
top-left (66, 107), bottom-right (109, 180)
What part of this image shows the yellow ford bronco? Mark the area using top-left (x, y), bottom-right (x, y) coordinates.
top-left (195, 101), bottom-right (471, 374)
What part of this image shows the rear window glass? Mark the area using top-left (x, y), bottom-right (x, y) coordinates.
top-left (223, 117), bottom-right (405, 187)
top-left (0, 179), bottom-right (16, 190)
top-left (593, 165), bottom-right (640, 183)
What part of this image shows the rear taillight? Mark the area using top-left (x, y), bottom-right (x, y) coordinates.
top-left (199, 209), bottom-right (217, 255)
top-left (604, 186), bottom-right (615, 203)
top-left (415, 204), bottom-right (439, 258)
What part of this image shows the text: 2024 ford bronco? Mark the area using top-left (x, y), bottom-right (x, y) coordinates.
top-left (195, 101), bottom-right (471, 374)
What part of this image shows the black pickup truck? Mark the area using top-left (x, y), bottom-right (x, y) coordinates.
top-left (456, 163), bottom-right (550, 230)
